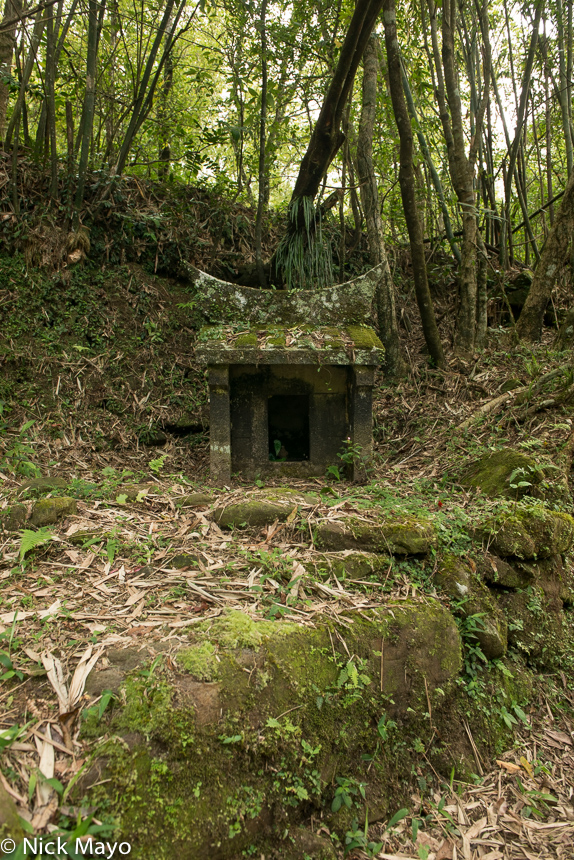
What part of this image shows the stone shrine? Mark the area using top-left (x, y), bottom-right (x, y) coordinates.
top-left (190, 263), bottom-right (385, 483)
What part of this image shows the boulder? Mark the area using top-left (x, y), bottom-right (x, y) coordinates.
top-left (212, 499), bottom-right (294, 529)
top-left (19, 476), bottom-right (68, 497)
top-left (434, 555), bottom-right (507, 660)
top-left (0, 780), bottom-right (23, 843)
top-left (29, 496), bottom-right (77, 526)
top-left (478, 553), bottom-right (530, 589)
top-left (178, 493), bottom-right (214, 507)
top-left (497, 588), bottom-right (565, 668)
top-left (305, 551), bottom-right (391, 581)
top-left (477, 506), bottom-right (574, 559)
top-left (78, 605), bottom-right (461, 858)
top-left (315, 515), bottom-right (436, 555)
top-left (459, 448), bottom-right (565, 502)
top-left (0, 504), bottom-right (27, 531)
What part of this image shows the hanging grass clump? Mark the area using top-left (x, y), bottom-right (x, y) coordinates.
top-left (273, 196), bottom-right (333, 291)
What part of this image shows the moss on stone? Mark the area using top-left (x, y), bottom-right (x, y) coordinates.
top-left (305, 551), bottom-right (390, 581)
top-left (460, 448), bottom-right (566, 502)
top-left (177, 493), bottom-right (214, 507)
top-left (29, 496), bottom-right (77, 526)
top-left (68, 529), bottom-right (111, 546)
top-left (434, 555), bottom-right (508, 660)
top-left (0, 781), bottom-right (24, 843)
top-left (76, 603), bottom-right (464, 858)
top-left (177, 642), bottom-right (218, 681)
top-left (234, 332), bottom-right (258, 347)
top-left (212, 499), bottom-right (294, 529)
top-left (345, 325), bottom-right (384, 350)
top-left (19, 476), bottom-right (68, 497)
top-left (478, 505), bottom-right (574, 559)
top-left (497, 587), bottom-right (567, 668)
top-left (315, 515), bottom-right (437, 556)
top-left (0, 504), bottom-right (27, 532)
top-left (198, 610), bottom-right (298, 651)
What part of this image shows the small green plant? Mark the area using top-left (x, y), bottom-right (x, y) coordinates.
top-left (149, 454), bottom-right (168, 474)
top-left (331, 776), bottom-right (366, 812)
top-left (1, 420), bottom-right (40, 477)
top-left (18, 527), bottom-right (53, 561)
top-left (343, 813), bottom-right (383, 858)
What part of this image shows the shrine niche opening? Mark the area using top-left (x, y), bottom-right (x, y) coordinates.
top-left (267, 394), bottom-right (310, 461)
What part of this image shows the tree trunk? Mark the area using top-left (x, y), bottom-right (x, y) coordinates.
top-left (383, 0), bottom-right (445, 368)
top-left (5, 6), bottom-right (45, 147)
top-left (73, 0), bottom-right (100, 222)
top-left (272, 0), bottom-right (384, 288)
top-left (255, 0), bottom-right (268, 288)
top-left (516, 170), bottom-right (574, 341)
top-left (290, 0), bottom-right (385, 206)
top-left (0, 0), bottom-right (21, 140)
top-left (356, 34), bottom-right (404, 377)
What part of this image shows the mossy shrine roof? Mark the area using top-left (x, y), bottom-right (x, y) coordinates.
top-left (196, 324), bottom-right (384, 366)
top-left (186, 262), bottom-right (386, 366)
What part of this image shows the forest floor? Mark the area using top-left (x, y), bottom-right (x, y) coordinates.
top-left (1, 253), bottom-right (574, 859)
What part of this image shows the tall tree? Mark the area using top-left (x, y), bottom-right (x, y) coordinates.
top-left (356, 33), bottom-right (404, 377)
top-left (273, 0), bottom-right (385, 288)
top-left (516, 169), bottom-right (574, 341)
top-left (382, 0), bottom-right (445, 368)
top-left (0, 0), bottom-right (21, 139)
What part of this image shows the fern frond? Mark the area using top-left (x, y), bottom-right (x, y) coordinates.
top-left (19, 528), bottom-right (53, 560)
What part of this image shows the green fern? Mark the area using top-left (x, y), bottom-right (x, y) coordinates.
top-left (19, 527), bottom-right (53, 560)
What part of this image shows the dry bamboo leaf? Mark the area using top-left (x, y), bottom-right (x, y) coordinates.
top-left (35, 724), bottom-right (55, 806)
top-left (496, 760), bottom-right (521, 773)
top-left (41, 652), bottom-right (69, 713)
top-left (67, 646), bottom-right (104, 709)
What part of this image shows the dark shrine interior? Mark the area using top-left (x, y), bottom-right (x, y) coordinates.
top-left (267, 395), bottom-right (310, 461)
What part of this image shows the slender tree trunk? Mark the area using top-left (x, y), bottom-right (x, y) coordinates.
top-left (516, 169), bottom-right (574, 341)
top-left (255, 0), bottom-right (268, 288)
top-left (5, 7), bottom-right (45, 147)
top-left (356, 34), bottom-right (405, 377)
top-left (73, 0), bottom-right (101, 223)
top-left (0, 0), bottom-right (21, 140)
top-left (400, 58), bottom-right (460, 263)
top-left (427, 0), bottom-right (480, 356)
top-left (157, 14), bottom-right (174, 180)
top-left (289, 0), bottom-right (384, 204)
top-left (383, 0), bottom-right (445, 368)
top-left (556, 0), bottom-right (573, 175)
top-left (45, 7), bottom-right (58, 198)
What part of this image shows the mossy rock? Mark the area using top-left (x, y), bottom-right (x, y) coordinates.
top-left (29, 496), bottom-right (77, 526)
top-left (68, 529), bottom-right (111, 546)
top-left (315, 515), bottom-right (436, 556)
top-left (497, 588), bottom-right (567, 668)
top-left (304, 551), bottom-right (390, 581)
top-left (212, 499), bottom-right (294, 529)
top-left (176, 642), bottom-right (218, 681)
top-left (511, 556), bottom-right (573, 609)
top-left (114, 484), bottom-right (159, 502)
top-left (477, 553), bottom-right (531, 589)
top-left (459, 448), bottom-right (566, 502)
top-left (78, 604), bottom-right (461, 858)
top-left (0, 780), bottom-right (24, 843)
top-left (0, 504), bottom-right (27, 532)
top-left (280, 827), bottom-right (337, 860)
top-left (178, 493), bottom-right (214, 507)
top-left (18, 476), bottom-right (68, 497)
top-left (477, 506), bottom-right (574, 559)
top-left (434, 555), bottom-right (507, 660)
top-left (137, 427), bottom-right (168, 447)
top-left (169, 553), bottom-right (206, 570)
